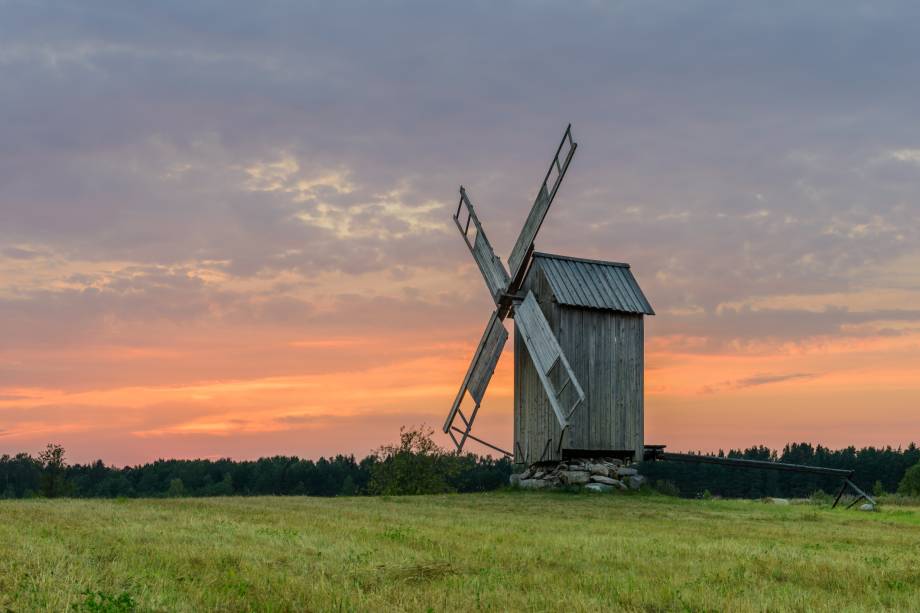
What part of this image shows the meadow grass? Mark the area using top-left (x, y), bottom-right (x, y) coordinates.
top-left (1, 491), bottom-right (919, 611)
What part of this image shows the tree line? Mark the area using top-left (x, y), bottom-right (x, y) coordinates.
top-left (641, 442), bottom-right (920, 499)
top-left (0, 427), bottom-right (512, 499)
top-left (1, 432), bottom-right (918, 499)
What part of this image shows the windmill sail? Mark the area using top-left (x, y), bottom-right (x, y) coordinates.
top-left (512, 291), bottom-right (585, 428)
top-left (443, 126), bottom-right (579, 456)
top-left (507, 125), bottom-right (577, 290)
top-left (442, 310), bottom-right (509, 453)
top-left (453, 187), bottom-right (510, 304)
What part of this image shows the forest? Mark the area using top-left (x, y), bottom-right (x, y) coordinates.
top-left (641, 442), bottom-right (920, 499)
top-left (1, 435), bottom-right (919, 500)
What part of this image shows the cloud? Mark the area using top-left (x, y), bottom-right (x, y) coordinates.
top-left (1, 247), bottom-right (42, 260)
top-left (272, 414), bottom-right (340, 426)
top-left (648, 305), bottom-right (920, 355)
top-left (2, 1), bottom-right (920, 461)
top-left (701, 372), bottom-right (816, 394)
top-left (887, 149), bottom-right (920, 164)
top-left (242, 155), bottom-right (355, 201)
top-left (734, 372), bottom-right (816, 389)
top-left (4, 4), bottom-right (919, 301)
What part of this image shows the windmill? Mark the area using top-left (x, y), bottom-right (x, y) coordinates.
top-left (440, 125), bottom-right (880, 507)
top-left (443, 125), bottom-right (655, 466)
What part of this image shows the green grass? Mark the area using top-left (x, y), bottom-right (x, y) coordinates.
top-left (2, 492), bottom-right (919, 611)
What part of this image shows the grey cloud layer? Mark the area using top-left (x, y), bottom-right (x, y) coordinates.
top-left (2, 0), bottom-right (919, 364)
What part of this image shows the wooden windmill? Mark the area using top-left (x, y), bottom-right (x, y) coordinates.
top-left (443, 125), bottom-right (654, 465)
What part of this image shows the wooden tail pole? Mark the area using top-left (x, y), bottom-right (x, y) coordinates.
top-left (839, 479), bottom-right (876, 509)
top-left (651, 449), bottom-right (876, 510)
top-left (831, 477), bottom-right (850, 509)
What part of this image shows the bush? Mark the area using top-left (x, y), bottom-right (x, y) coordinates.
top-left (368, 425), bottom-right (459, 495)
top-left (897, 463), bottom-right (920, 496)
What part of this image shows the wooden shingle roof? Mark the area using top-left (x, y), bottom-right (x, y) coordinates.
top-left (531, 252), bottom-right (654, 315)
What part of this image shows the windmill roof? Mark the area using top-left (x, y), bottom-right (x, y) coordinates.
top-left (531, 252), bottom-right (655, 315)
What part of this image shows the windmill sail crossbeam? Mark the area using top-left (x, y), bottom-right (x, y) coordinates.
top-left (453, 188), bottom-right (510, 304)
top-left (513, 292), bottom-right (585, 426)
top-left (513, 291), bottom-right (585, 428)
top-left (507, 124), bottom-right (577, 289)
top-left (442, 311), bottom-right (509, 451)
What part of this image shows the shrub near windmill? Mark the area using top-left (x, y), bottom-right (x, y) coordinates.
top-left (443, 125), bottom-right (654, 490)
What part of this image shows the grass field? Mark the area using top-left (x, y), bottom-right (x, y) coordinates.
top-left (2, 492), bottom-right (919, 612)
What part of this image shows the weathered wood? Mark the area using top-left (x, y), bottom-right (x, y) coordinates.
top-left (472, 232), bottom-right (510, 303)
top-left (514, 271), bottom-right (565, 463)
top-left (513, 291), bottom-right (585, 430)
top-left (514, 259), bottom-right (646, 464)
top-left (658, 452), bottom-right (854, 477)
top-left (453, 187), bottom-right (510, 304)
top-left (443, 310), bottom-right (508, 439)
top-left (449, 427), bottom-right (512, 457)
top-left (508, 184), bottom-right (549, 281)
top-left (467, 315), bottom-right (508, 404)
top-left (447, 127), bottom-right (656, 463)
top-left (507, 125), bottom-right (577, 289)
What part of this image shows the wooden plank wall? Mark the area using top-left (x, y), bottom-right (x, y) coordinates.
top-left (514, 266), bottom-right (562, 463)
top-left (514, 261), bottom-right (644, 464)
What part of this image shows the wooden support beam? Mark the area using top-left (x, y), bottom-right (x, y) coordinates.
top-left (450, 427), bottom-right (511, 457)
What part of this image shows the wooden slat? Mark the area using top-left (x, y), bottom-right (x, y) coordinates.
top-left (467, 315), bottom-right (509, 404)
top-left (514, 291), bottom-right (584, 428)
top-left (508, 184), bottom-right (549, 280)
top-left (636, 316), bottom-right (645, 460)
top-left (552, 296), bottom-right (645, 455)
top-left (443, 310), bottom-right (508, 434)
top-left (453, 188), bottom-right (510, 304)
top-left (472, 231), bottom-right (511, 303)
top-left (507, 126), bottom-right (577, 289)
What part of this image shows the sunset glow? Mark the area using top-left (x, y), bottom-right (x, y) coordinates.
top-left (2, 3), bottom-right (919, 464)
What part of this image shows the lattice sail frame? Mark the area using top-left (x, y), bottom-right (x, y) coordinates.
top-left (443, 125), bottom-right (584, 455)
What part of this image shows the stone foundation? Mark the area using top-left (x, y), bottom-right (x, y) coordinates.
top-left (509, 457), bottom-right (645, 492)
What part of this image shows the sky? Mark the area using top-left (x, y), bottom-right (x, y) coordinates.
top-left (1, 1), bottom-right (919, 465)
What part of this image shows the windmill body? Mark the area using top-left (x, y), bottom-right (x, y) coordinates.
top-left (443, 125), bottom-right (654, 466)
top-left (514, 253), bottom-right (653, 464)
